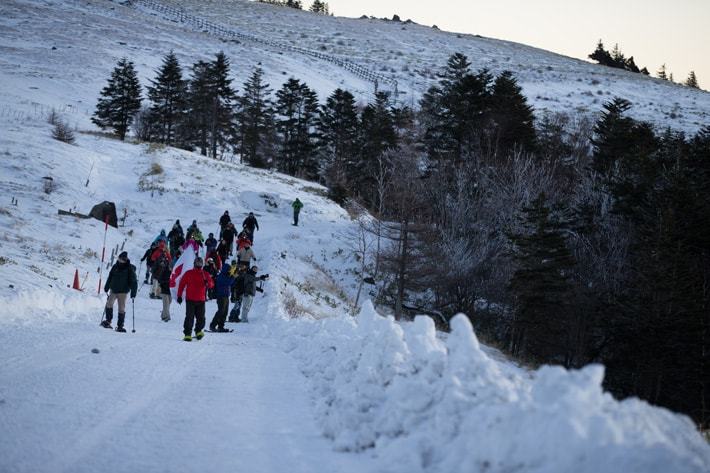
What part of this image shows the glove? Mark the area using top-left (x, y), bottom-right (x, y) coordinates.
top-left (256, 287), bottom-right (264, 293)
top-left (177, 297), bottom-right (183, 304)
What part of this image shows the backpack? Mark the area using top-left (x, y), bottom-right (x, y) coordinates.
top-left (152, 252), bottom-right (169, 278)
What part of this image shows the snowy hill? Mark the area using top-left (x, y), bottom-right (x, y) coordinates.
top-left (1, 0), bottom-right (709, 133)
top-left (1, 1), bottom-right (710, 472)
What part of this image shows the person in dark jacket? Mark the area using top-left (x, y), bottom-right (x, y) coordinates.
top-left (158, 259), bottom-right (172, 322)
top-left (292, 198), bottom-right (303, 226)
top-left (216, 238), bottom-right (230, 264)
top-left (168, 221), bottom-right (185, 257)
top-left (228, 262), bottom-right (245, 322)
top-left (236, 265), bottom-right (267, 323)
top-left (221, 223), bottom-right (236, 255)
top-left (101, 251), bottom-right (138, 332)
top-left (205, 233), bottom-right (218, 254)
top-left (177, 256), bottom-right (214, 342)
top-left (219, 211), bottom-right (231, 237)
top-left (140, 242), bottom-right (157, 284)
top-left (209, 263), bottom-right (237, 332)
top-left (242, 212), bottom-right (259, 243)
top-left (185, 220), bottom-right (198, 241)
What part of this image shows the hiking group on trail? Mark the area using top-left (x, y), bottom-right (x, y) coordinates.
top-left (99, 206), bottom-right (287, 341)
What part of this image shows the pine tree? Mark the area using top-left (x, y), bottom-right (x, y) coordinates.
top-left (207, 52), bottom-right (237, 159)
top-left (184, 53), bottom-right (237, 158)
top-left (420, 53), bottom-right (493, 167)
top-left (588, 40), bottom-right (613, 67)
top-left (509, 193), bottom-right (576, 366)
top-left (318, 88), bottom-right (359, 199)
top-left (490, 70), bottom-right (536, 155)
top-left (355, 91), bottom-right (398, 207)
top-left (285, 0), bottom-right (302, 8)
top-left (274, 78), bottom-right (321, 179)
top-left (669, 72), bottom-right (675, 83)
top-left (685, 70), bottom-right (700, 89)
top-left (657, 64), bottom-right (668, 80)
top-left (185, 60), bottom-right (212, 156)
top-left (236, 67), bottom-right (274, 168)
top-left (92, 57), bottom-right (142, 141)
top-left (309, 0), bottom-right (328, 14)
top-left (146, 51), bottom-right (188, 146)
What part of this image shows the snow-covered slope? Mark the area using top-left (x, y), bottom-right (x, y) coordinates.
top-left (0, 0), bottom-right (709, 134)
top-left (1, 1), bottom-right (710, 472)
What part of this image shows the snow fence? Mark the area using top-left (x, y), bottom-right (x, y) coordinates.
top-left (274, 301), bottom-right (710, 473)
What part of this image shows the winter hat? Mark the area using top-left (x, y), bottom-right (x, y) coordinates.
top-left (118, 251), bottom-right (128, 261)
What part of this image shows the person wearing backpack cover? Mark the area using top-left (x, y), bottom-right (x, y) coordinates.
top-left (177, 256), bottom-right (214, 341)
top-left (209, 263), bottom-right (237, 332)
top-left (150, 241), bottom-right (172, 299)
top-left (101, 251), bottom-right (138, 332)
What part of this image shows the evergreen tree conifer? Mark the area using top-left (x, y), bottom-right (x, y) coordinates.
top-left (92, 57), bottom-right (142, 141)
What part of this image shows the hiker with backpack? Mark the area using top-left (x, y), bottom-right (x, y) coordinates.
top-left (219, 211), bottom-right (231, 237)
top-left (237, 243), bottom-right (256, 269)
top-left (228, 262), bottom-right (244, 322)
top-left (140, 242), bottom-right (158, 284)
top-left (185, 220), bottom-right (198, 241)
top-left (209, 262), bottom-right (238, 332)
top-left (236, 265), bottom-right (268, 323)
top-left (205, 233), bottom-right (218, 254)
top-left (101, 251), bottom-right (138, 332)
top-left (292, 198), bottom-right (303, 226)
top-left (150, 240), bottom-right (172, 299)
top-left (205, 258), bottom-right (219, 300)
top-left (158, 256), bottom-right (172, 322)
top-left (176, 256), bottom-right (214, 342)
top-left (167, 221), bottom-right (185, 257)
top-left (221, 223), bottom-right (237, 255)
top-left (236, 231), bottom-right (251, 252)
top-left (242, 212), bottom-right (259, 243)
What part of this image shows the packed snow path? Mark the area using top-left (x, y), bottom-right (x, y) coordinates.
top-left (0, 283), bottom-right (375, 473)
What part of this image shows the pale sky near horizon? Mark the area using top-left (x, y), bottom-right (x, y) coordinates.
top-left (325, 0), bottom-right (709, 89)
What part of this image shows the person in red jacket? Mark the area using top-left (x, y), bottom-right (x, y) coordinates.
top-left (177, 256), bottom-right (214, 342)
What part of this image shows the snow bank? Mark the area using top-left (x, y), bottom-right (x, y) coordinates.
top-left (274, 302), bottom-right (710, 473)
top-left (0, 287), bottom-right (104, 325)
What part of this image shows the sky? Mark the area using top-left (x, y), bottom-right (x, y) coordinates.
top-left (325, 0), bottom-right (709, 89)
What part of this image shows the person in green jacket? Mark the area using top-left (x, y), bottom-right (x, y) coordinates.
top-left (101, 251), bottom-right (138, 332)
top-left (292, 198), bottom-right (303, 226)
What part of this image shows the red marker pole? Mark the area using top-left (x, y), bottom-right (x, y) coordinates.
top-left (97, 215), bottom-right (109, 294)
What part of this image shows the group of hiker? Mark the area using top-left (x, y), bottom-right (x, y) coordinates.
top-left (98, 201), bottom-right (304, 340)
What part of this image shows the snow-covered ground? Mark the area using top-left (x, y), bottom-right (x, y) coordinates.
top-left (1, 1), bottom-right (710, 472)
top-left (0, 0), bottom-right (709, 134)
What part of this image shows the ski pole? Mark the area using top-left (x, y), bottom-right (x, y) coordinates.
top-left (99, 293), bottom-right (108, 325)
top-left (132, 298), bottom-right (136, 333)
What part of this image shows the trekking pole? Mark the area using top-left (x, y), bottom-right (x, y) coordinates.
top-left (99, 293), bottom-right (108, 325)
top-left (132, 298), bottom-right (136, 333)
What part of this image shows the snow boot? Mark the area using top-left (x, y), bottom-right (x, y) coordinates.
top-left (195, 331), bottom-right (205, 340)
top-left (101, 307), bottom-right (113, 329)
top-left (183, 335), bottom-right (192, 342)
top-left (116, 312), bottom-right (126, 332)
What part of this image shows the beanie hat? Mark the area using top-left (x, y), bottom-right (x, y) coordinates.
top-left (118, 251), bottom-right (128, 260)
